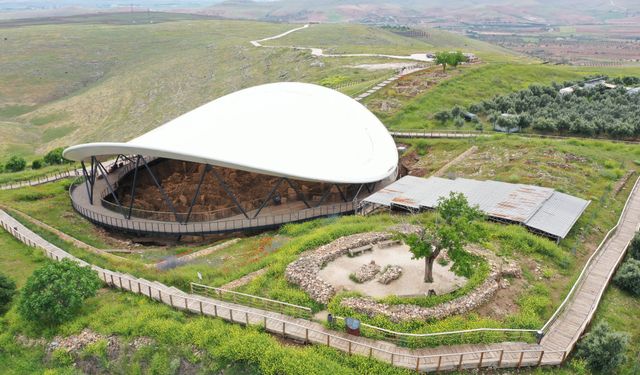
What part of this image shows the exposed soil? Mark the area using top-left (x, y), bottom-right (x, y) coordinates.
top-left (113, 159), bottom-right (357, 221)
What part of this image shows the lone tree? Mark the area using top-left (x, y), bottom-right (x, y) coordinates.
top-left (434, 51), bottom-right (467, 73)
top-left (400, 192), bottom-right (484, 283)
top-left (18, 259), bottom-right (101, 326)
top-left (0, 273), bottom-right (16, 315)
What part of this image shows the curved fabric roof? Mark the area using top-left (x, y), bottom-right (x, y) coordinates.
top-left (63, 82), bottom-right (398, 184)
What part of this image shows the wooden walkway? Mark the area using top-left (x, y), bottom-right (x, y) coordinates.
top-left (1, 176), bottom-right (639, 372)
top-left (0, 168), bottom-right (80, 190)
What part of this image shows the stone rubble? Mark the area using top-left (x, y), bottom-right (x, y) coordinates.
top-left (353, 261), bottom-right (381, 283)
top-left (285, 232), bottom-right (392, 304)
top-left (377, 265), bottom-right (403, 284)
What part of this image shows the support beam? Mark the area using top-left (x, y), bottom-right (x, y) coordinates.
top-left (253, 177), bottom-right (284, 218)
top-left (315, 183), bottom-right (334, 208)
top-left (184, 164), bottom-right (211, 224)
top-left (80, 161), bottom-right (94, 205)
top-left (334, 184), bottom-right (348, 202)
top-left (127, 155), bottom-right (141, 219)
top-left (285, 178), bottom-right (311, 208)
top-left (140, 157), bottom-right (181, 223)
top-left (352, 183), bottom-right (365, 202)
top-left (95, 160), bottom-right (127, 218)
top-left (210, 168), bottom-right (249, 219)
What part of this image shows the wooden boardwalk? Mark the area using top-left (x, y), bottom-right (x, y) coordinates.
top-left (1, 175), bottom-right (639, 372)
top-left (0, 168), bottom-right (80, 190)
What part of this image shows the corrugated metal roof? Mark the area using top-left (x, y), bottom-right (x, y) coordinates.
top-left (363, 176), bottom-right (590, 239)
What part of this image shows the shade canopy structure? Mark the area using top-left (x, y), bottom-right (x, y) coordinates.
top-left (63, 82), bottom-right (398, 184)
top-left (362, 176), bottom-right (590, 240)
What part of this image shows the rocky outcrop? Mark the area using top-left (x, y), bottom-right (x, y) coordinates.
top-left (377, 265), bottom-right (403, 285)
top-left (353, 261), bottom-right (381, 283)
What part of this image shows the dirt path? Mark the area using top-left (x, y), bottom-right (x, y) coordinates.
top-left (432, 145), bottom-right (478, 177)
top-left (250, 24), bottom-right (433, 63)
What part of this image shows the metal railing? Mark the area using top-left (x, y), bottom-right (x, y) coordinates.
top-left (390, 129), bottom-right (640, 144)
top-left (541, 175), bottom-right (640, 334)
top-left (191, 282), bottom-right (312, 319)
top-left (0, 168), bottom-right (80, 190)
top-left (332, 316), bottom-right (540, 347)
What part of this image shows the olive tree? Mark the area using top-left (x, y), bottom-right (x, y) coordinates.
top-left (575, 322), bottom-right (628, 373)
top-left (614, 258), bottom-right (640, 296)
top-left (18, 259), bottom-right (101, 326)
top-left (399, 192), bottom-right (484, 283)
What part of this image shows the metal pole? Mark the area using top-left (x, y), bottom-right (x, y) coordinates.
top-left (140, 157), bottom-right (181, 222)
top-left (185, 164), bottom-right (211, 223)
top-left (285, 178), bottom-right (311, 208)
top-left (127, 155), bottom-right (141, 219)
top-left (210, 168), bottom-right (250, 219)
top-left (253, 178), bottom-right (284, 218)
top-left (95, 160), bottom-right (126, 218)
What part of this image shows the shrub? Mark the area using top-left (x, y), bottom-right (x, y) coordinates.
top-left (0, 273), bottom-right (16, 315)
top-left (575, 322), bottom-right (628, 374)
top-left (5, 155), bottom-right (26, 172)
top-left (18, 259), bottom-right (101, 326)
top-left (44, 147), bottom-right (70, 165)
top-left (629, 232), bottom-right (640, 260)
top-left (613, 258), bottom-right (640, 296)
top-left (31, 159), bottom-right (43, 169)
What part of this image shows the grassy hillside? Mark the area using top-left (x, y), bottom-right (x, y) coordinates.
top-left (0, 17), bottom-right (413, 159)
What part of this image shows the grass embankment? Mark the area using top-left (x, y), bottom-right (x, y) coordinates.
top-left (0, 230), bottom-right (413, 374)
top-left (0, 163), bottom-right (78, 185)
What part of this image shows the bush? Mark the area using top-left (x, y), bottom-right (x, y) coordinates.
top-left (18, 259), bottom-right (101, 326)
top-left (5, 155), bottom-right (26, 172)
top-left (575, 322), bottom-right (628, 374)
top-left (629, 232), bottom-right (640, 260)
top-left (0, 273), bottom-right (17, 315)
top-left (614, 258), bottom-right (640, 296)
top-left (31, 159), bottom-right (43, 169)
top-left (44, 147), bottom-right (70, 165)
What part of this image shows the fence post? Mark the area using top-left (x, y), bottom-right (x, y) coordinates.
top-left (118, 276), bottom-right (123, 289)
top-left (457, 354), bottom-right (463, 370)
top-left (537, 351), bottom-right (544, 366)
top-left (391, 353), bottom-right (394, 365)
top-left (169, 294), bottom-right (173, 307)
top-left (199, 300), bottom-right (203, 315)
top-left (415, 357), bottom-right (420, 372)
top-left (214, 304), bottom-right (218, 317)
top-left (282, 322), bottom-right (285, 336)
top-left (348, 341), bottom-right (351, 355)
top-left (436, 356), bottom-right (442, 371)
top-left (478, 351), bottom-right (484, 368)
top-left (498, 350), bottom-right (504, 367)
top-left (517, 352), bottom-right (524, 368)
top-left (369, 347), bottom-right (373, 358)
top-left (245, 312), bottom-right (249, 325)
top-left (305, 328), bottom-right (309, 343)
top-left (148, 285), bottom-right (152, 298)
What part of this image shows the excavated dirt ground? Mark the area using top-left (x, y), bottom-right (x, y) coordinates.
top-left (112, 159), bottom-right (357, 221)
top-left (317, 243), bottom-right (467, 298)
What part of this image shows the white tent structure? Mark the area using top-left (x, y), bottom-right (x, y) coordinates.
top-left (64, 82), bottom-right (398, 184)
top-left (63, 82), bottom-right (398, 236)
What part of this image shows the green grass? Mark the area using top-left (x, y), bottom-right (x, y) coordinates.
top-left (0, 233), bottom-right (412, 375)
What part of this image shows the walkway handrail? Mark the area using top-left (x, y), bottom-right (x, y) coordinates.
top-left (390, 129), bottom-right (640, 144)
top-left (191, 282), bottom-right (312, 319)
top-left (541, 175), bottom-right (640, 333)
top-left (0, 167), bottom-right (80, 190)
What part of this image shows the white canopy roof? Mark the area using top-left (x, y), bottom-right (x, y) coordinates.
top-left (63, 82), bottom-right (398, 184)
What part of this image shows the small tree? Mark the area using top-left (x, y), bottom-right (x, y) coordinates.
top-left (31, 159), bottom-right (43, 170)
top-left (44, 147), bottom-right (70, 165)
top-left (5, 155), bottom-right (26, 172)
top-left (0, 273), bottom-right (16, 315)
top-left (575, 322), bottom-right (628, 373)
top-left (454, 117), bottom-right (465, 128)
top-left (614, 258), bottom-right (640, 296)
top-left (448, 51), bottom-right (467, 69)
top-left (399, 192), bottom-right (484, 282)
top-left (18, 259), bottom-right (101, 326)
top-left (435, 51), bottom-right (450, 73)
top-left (434, 111), bottom-right (451, 124)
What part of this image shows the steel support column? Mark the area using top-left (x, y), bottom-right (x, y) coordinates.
top-left (284, 178), bottom-right (311, 208)
top-left (334, 184), bottom-right (348, 202)
top-left (127, 155), bottom-right (141, 219)
top-left (210, 167), bottom-right (249, 219)
top-left (95, 159), bottom-right (127, 218)
top-left (253, 177), bottom-right (285, 218)
top-left (184, 164), bottom-right (211, 224)
top-left (140, 156), bottom-right (181, 222)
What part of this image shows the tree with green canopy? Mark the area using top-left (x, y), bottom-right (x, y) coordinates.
top-left (18, 259), bottom-right (101, 326)
top-left (399, 192), bottom-right (484, 282)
